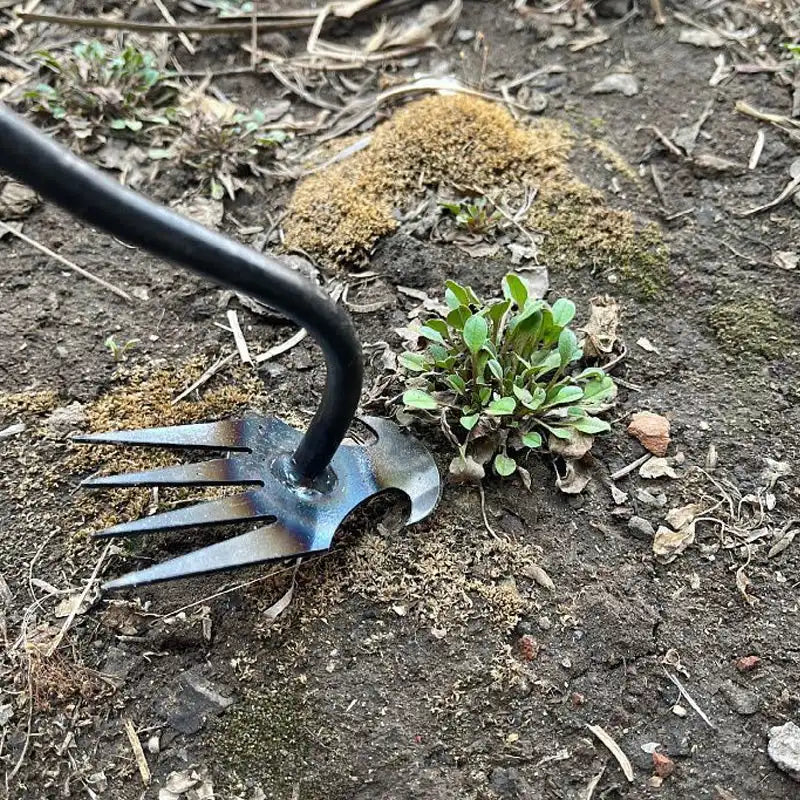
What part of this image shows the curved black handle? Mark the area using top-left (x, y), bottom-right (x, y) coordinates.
top-left (0, 104), bottom-right (363, 483)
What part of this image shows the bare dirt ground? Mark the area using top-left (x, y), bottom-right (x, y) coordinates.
top-left (1, 1), bottom-right (799, 799)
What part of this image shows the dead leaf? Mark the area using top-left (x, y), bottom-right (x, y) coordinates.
top-left (549, 430), bottom-right (594, 460)
top-left (523, 563), bottom-right (555, 591)
top-left (665, 503), bottom-right (701, 530)
top-left (735, 565), bottom-right (756, 606)
top-left (586, 724), bottom-right (634, 782)
top-left (761, 458), bottom-right (792, 489)
top-left (692, 152), bottom-right (742, 176)
top-left (768, 526), bottom-right (797, 558)
top-left (773, 251), bottom-right (798, 270)
top-left (54, 593), bottom-right (91, 619)
top-left (653, 522), bottom-right (696, 561)
top-left (448, 453), bottom-right (485, 483)
top-left (172, 196), bottom-right (223, 230)
top-left (264, 581), bottom-right (295, 622)
top-left (581, 295), bottom-right (620, 357)
top-left (636, 337), bottom-right (659, 353)
top-left (639, 457), bottom-right (679, 480)
top-left (590, 73), bottom-right (640, 97)
top-left (628, 411), bottom-right (671, 457)
top-left (556, 456), bottom-right (593, 494)
top-left (0, 181), bottom-right (39, 219)
top-left (678, 28), bottom-right (725, 48)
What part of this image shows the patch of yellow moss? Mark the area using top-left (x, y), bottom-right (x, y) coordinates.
top-left (710, 297), bottom-right (796, 359)
top-left (284, 94), bottom-right (667, 296)
top-left (0, 390), bottom-right (58, 416)
top-left (284, 94), bottom-right (572, 265)
top-left (588, 138), bottom-right (640, 183)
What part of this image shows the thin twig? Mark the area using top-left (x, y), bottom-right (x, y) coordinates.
top-left (664, 669), bottom-right (716, 730)
top-left (226, 309), bottom-right (253, 365)
top-left (152, 0), bottom-right (195, 54)
top-left (172, 353), bottom-right (236, 404)
top-left (45, 541), bottom-right (111, 657)
top-left (254, 328), bottom-right (308, 363)
top-left (124, 719), bottom-right (151, 786)
top-left (478, 483), bottom-right (500, 540)
top-left (610, 453), bottom-right (651, 482)
top-left (0, 222), bottom-right (133, 302)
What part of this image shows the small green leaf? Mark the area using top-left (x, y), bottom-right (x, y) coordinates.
top-left (425, 318), bottom-right (449, 338)
top-left (463, 315), bottom-right (488, 355)
top-left (581, 375), bottom-right (617, 406)
top-left (444, 280), bottom-right (470, 309)
top-left (446, 305), bottom-right (471, 331)
top-left (513, 384), bottom-right (533, 405)
top-left (558, 328), bottom-right (579, 366)
top-left (446, 374), bottom-right (466, 394)
top-left (403, 389), bottom-right (438, 410)
top-left (521, 431), bottom-right (543, 448)
top-left (479, 386), bottom-right (491, 405)
top-left (419, 325), bottom-right (446, 345)
top-left (547, 426), bottom-right (573, 440)
top-left (494, 452), bottom-right (517, 477)
top-left (487, 358), bottom-right (503, 382)
top-left (502, 274), bottom-right (528, 308)
top-left (571, 415), bottom-right (611, 434)
top-left (548, 385), bottom-right (584, 406)
top-left (529, 387), bottom-right (546, 409)
top-left (109, 118), bottom-right (127, 129)
top-left (460, 413), bottom-right (480, 431)
top-left (487, 396), bottom-right (516, 416)
top-left (574, 367), bottom-right (606, 381)
top-left (399, 352), bottom-right (428, 372)
top-left (551, 298), bottom-right (576, 327)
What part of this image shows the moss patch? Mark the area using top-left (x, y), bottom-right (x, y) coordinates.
top-left (710, 297), bottom-right (796, 359)
top-left (284, 94), bottom-right (667, 296)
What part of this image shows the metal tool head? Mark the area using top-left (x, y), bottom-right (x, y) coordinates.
top-left (76, 415), bottom-right (440, 590)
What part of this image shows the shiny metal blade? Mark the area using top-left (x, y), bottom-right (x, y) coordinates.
top-left (72, 419), bottom-right (250, 451)
top-left (81, 457), bottom-right (264, 488)
top-left (94, 490), bottom-right (273, 537)
top-left (103, 523), bottom-right (323, 589)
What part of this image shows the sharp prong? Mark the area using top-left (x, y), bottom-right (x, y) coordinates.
top-left (82, 457), bottom-right (263, 488)
top-left (102, 523), bottom-right (326, 589)
top-left (72, 419), bottom-right (250, 451)
top-left (94, 490), bottom-right (273, 538)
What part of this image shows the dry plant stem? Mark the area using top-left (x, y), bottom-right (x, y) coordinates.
top-left (171, 352), bottom-right (236, 403)
top-left (152, 0), bottom-right (195, 54)
top-left (45, 540), bottom-right (112, 658)
top-left (664, 669), bottom-right (716, 729)
top-left (610, 453), bottom-right (651, 481)
top-left (0, 222), bottom-right (133, 302)
top-left (124, 718), bottom-right (151, 786)
top-left (478, 483), bottom-right (501, 541)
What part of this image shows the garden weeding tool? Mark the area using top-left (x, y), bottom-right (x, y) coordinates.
top-left (0, 105), bottom-right (441, 590)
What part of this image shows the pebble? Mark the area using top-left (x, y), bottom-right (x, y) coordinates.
top-left (769, 722), bottom-right (800, 781)
top-left (455, 28), bottom-right (475, 42)
top-left (590, 73), bottom-right (640, 97)
top-left (720, 679), bottom-right (759, 716)
top-left (538, 615), bottom-right (553, 631)
top-left (628, 516), bottom-right (655, 541)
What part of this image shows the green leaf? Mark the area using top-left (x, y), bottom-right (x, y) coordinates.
top-left (521, 431), bottom-right (543, 448)
top-left (425, 318), bottom-right (449, 338)
top-left (574, 367), bottom-right (606, 381)
top-left (571, 415), bottom-right (611, 434)
top-left (460, 413), bottom-right (480, 431)
top-left (548, 385), bottom-right (584, 406)
top-left (427, 343), bottom-right (449, 364)
top-left (502, 274), bottom-right (528, 308)
top-left (439, 200), bottom-right (462, 216)
top-left (513, 384), bottom-right (533, 405)
top-left (109, 118), bottom-right (127, 129)
top-left (494, 452), bottom-right (517, 477)
top-left (419, 325), bottom-right (446, 345)
top-left (487, 358), bottom-right (503, 382)
top-left (558, 328), bottom-right (579, 367)
top-left (446, 374), bottom-right (466, 394)
top-left (403, 389), bottom-right (438, 410)
top-left (529, 387), bottom-right (546, 409)
top-left (487, 396), bottom-right (516, 415)
top-left (581, 376), bottom-right (617, 406)
top-left (444, 280), bottom-right (470, 309)
top-left (547, 426), bottom-right (573, 440)
top-left (479, 386), bottom-right (491, 405)
top-left (446, 305), bottom-right (471, 331)
top-left (399, 352), bottom-right (428, 372)
top-left (463, 315), bottom-right (488, 355)
top-left (551, 298), bottom-right (576, 327)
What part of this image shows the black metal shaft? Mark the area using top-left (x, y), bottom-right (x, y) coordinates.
top-left (0, 104), bottom-right (363, 482)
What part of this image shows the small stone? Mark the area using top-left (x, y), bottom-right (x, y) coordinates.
top-left (537, 615), bottom-right (552, 631)
top-left (628, 411), bottom-right (671, 456)
top-left (147, 734), bottom-right (160, 754)
top-left (653, 751), bottom-right (675, 778)
top-left (735, 655), bottom-right (761, 672)
top-left (635, 487), bottom-right (667, 508)
top-left (455, 28), bottom-right (475, 42)
top-left (672, 704), bottom-right (687, 717)
top-left (768, 721), bottom-right (800, 781)
top-left (43, 402), bottom-right (87, 437)
top-left (628, 516), bottom-right (655, 541)
top-left (590, 73), bottom-right (640, 97)
top-left (720, 679), bottom-right (759, 716)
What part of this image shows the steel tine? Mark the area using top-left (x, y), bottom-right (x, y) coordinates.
top-left (81, 457), bottom-right (263, 488)
top-left (103, 523), bottom-right (326, 589)
top-left (72, 420), bottom-right (250, 451)
top-left (94, 490), bottom-right (273, 538)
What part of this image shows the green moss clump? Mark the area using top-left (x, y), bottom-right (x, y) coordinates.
top-left (208, 689), bottom-right (312, 796)
top-left (710, 298), bottom-right (795, 359)
top-left (529, 181), bottom-right (669, 299)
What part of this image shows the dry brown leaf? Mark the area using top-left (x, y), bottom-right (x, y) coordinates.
top-left (653, 522), bottom-right (695, 561)
top-left (523, 563), bottom-right (555, 591)
top-left (628, 411), bottom-right (671, 457)
top-left (665, 503), bottom-right (701, 531)
top-left (652, 751), bottom-right (675, 778)
top-left (678, 28), bottom-right (724, 48)
top-left (556, 456), bottom-right (593, 494)
top-left (0, 181), bottom-right (39, 220)
top-left (549, 430), bottom-right (594, 460)
top-left (172, 196), bottom-right (224, 230)
top-left (448, 453), bottom-right (485, 483)
top-left (639, 457), bottom-right (679, 480)
top-left (581, 295), bottom-right (620, 357)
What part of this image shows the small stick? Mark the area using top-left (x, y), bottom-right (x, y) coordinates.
top-left (650, 163), bottom-right (668, 208)
top-left (478, 483), bottom-right (501, 541)
top-left (254, 328), bottom-right (307, 363)
top-left (748, 130), bottom-right (765, 170)
top-left (0, 222), bottom-right (133, 302)
top-left (664, 669), bottom-right (716, 729)
top-left (172, 352), bottom-right (235, 404)
top-left (226, 309), bottom-right (253, 364)
top-left (610, 453), bottom-right (651, 482)
top-left (152, 0), bottom-right (196, 55)
top-left (123, 719), bottom-right (151, 786)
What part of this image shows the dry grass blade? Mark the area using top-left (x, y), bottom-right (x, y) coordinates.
top-left (152, 0), bottom-right (195, 54)
top-left (172, 353), bottom-right (236, 403)
top-left (0, 222), bottom-right (133, 302)
top-left (735, 100), bottom-right (800, 142)
top-left (226, 309), bottom-right (253, 365)
top-left (254, 328), bottom-right (308, 364)
top-left (586, 724), bottom-right (634, 782)
top-left (124, 718), bottom-right (151, 786)
top-left (664, 669), bottom-right (716, 729)
top-left (583, 765), bottom-right (606, 800)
